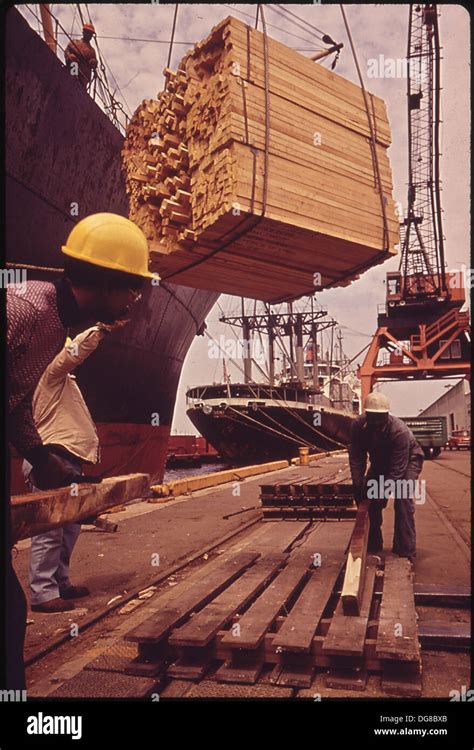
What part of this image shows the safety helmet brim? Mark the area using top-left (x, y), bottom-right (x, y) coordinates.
top-left (61, 244), bottom-right (157, 280)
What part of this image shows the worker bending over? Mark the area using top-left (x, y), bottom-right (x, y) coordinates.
top-left (65, 23), bottom-right (98, 89)
top-left (348, 392), bottom-right (424, 564)
top-left (6, 212), bottom-right (155, 688)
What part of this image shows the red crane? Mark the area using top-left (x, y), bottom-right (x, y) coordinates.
top-left (359, 4), bottom-right (470, 402)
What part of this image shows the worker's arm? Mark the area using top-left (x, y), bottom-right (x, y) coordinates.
top-left (348, 420), bottom-right (368, 502)
top-left (7, 291), bottom-right (44, 455)
top-left (41, 326), bottom-right (107, 388)
top-left (64, 42), bottom-right (79, 65)
top-left (7, 289), bottom-right (35, 352)
top-left (8, 398), bottom-right (43, 459)
top-left (7, 291), bottom-right (79, 488)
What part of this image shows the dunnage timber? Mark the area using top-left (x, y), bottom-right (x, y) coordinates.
top-left (122, 16), bottom-right (399, 302)
top-left (44, 513), bottom-right (422, 697)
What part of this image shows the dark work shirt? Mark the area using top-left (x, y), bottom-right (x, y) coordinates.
top-left (349, 414), bottom-right (424, 491)
top-left (7, 278), bottom-right (82, 458)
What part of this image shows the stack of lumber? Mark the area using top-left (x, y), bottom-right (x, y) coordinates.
top-left (122, 15), bottom-right (399, 302)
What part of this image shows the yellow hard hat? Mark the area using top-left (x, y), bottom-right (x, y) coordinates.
top-left (364, 391), bottom-right (390, 413)
top-left (61, 213), bottom-right (156, 279)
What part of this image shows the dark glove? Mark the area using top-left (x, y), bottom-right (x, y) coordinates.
top-left (26, 446), bottom-right (81, 491)
top-left (74, 475), bottom-right (103, 484)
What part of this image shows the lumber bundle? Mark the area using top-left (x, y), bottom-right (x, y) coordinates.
top-left (122, 16), bottom-right (399, 302)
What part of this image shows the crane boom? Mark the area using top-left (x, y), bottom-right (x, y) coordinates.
top-left (399, 3), bottom-right (446, 301)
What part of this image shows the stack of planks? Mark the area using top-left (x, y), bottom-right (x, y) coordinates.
top-left (122, 15), bottom-right (399, 302)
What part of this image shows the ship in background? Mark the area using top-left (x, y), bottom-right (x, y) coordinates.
top-left (186, 297), bottom-right (361, 463)
top-left (6, 7), bottom-right (219, 491)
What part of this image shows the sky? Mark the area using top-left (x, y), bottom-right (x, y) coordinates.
top-left (21, 3), bottom-right (470, 433)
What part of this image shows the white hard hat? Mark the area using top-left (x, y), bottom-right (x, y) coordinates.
top-left (364, 391), bottom-right (390, 413)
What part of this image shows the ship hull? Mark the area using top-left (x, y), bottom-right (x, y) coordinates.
top-left (6, 8), bottom-right (219, 491)
top-left (187, 404), bottom-right (354, 463)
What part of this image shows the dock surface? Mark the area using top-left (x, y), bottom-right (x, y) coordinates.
top-left (15, 450), bottom-right (469, 699)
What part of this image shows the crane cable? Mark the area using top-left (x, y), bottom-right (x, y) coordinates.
top-left (166, 4), bottom-right (179, 71)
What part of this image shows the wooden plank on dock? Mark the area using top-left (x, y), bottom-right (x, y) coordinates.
top-left (169, 554), bottom-right (285, 647)
top-left (220, 560), bottom-right (309, 650)
top-left (414, 583), bottom-right (471, 608)
top-left (418, 621), bottom-right (470, 651)
top-left (376, 556), bottom-right (420, 662)
top-left (323, 557), bottom-right (377, 658)
top-left (272, 524), bottom-right (353, 655)
top-left (11, 474), bottom-right (149, 542)
top-left (126, 551), bottom-right (259, 643)
top-left (240, 521), bottom-right (309, 552)
top-left (381, 661), bottom-right (422, 697)
top-left (340, 500), bottom-right (370, 615)
top-left (214, 525), bottom-right (330, 684)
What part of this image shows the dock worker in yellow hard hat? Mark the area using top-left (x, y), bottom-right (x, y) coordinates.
top-left (6, 213), bottom-right (156, 689)
top-left (348, 391), bottom-right (424, 565)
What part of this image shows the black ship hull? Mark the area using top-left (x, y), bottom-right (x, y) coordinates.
top-left (187, 403), bottom-right (354, 463)
top-left (6, 8), bottom-right (219, 491)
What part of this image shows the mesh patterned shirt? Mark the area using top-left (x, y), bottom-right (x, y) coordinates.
top-left (7, 279), bottom-right (82, 457)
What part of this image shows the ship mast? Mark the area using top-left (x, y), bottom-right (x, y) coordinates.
top-left (310, 296), bottom-right (319, 392)
top-left (220, 297), bottom-right (336, 393)
top-left (241, 297), bottom-right (252, 384)
top-left (39, 4), bottom-right (57, 55)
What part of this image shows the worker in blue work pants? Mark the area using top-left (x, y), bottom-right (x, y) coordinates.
top-left (22, 455), bottom-right (84, 611)
top-left (349, 392), bottom-right (424, 564)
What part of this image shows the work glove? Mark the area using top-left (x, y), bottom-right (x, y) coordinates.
top-left (74, 475), bottom-right (103, 484)
top-left (26, 446), bottom-right (82, 491)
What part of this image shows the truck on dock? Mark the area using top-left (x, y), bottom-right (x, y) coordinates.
top-left (401, 416), bottom-right (448, 459)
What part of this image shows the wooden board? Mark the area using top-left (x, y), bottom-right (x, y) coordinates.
top-left (238, 520), bottom-right (310, 552)
top-left (220, 560), bottom-right (309, 649)
top-left (376, 556), bottom-right (420, 662)
top-left (418, 621), bottom-right (470, 651)
top-left (381, 661), bottom-right (422, 697)
top-left (340, 500), bottom-right (370, 615)
top-left (168, 554), bottom-right (285, 647)
top-left (126, 551), bottom-right (259, 644)
top-left (11, 474), bottom-right (149, 542)
top-left (323, 557), bottom-right (377, 658)
top-left (272, 523), bottom-right (353, 654)
top-left (414, 583), bottom-right (471, 608)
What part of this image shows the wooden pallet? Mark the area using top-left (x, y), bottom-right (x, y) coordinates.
top-left (118, 522), bottom-right (422, 696)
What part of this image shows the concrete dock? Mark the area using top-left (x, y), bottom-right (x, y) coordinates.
top-left (15, 450), bottom-right (469, 699)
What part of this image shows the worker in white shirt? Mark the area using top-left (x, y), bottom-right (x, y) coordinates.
top-left (23, 322), bottom-right (125, 613)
